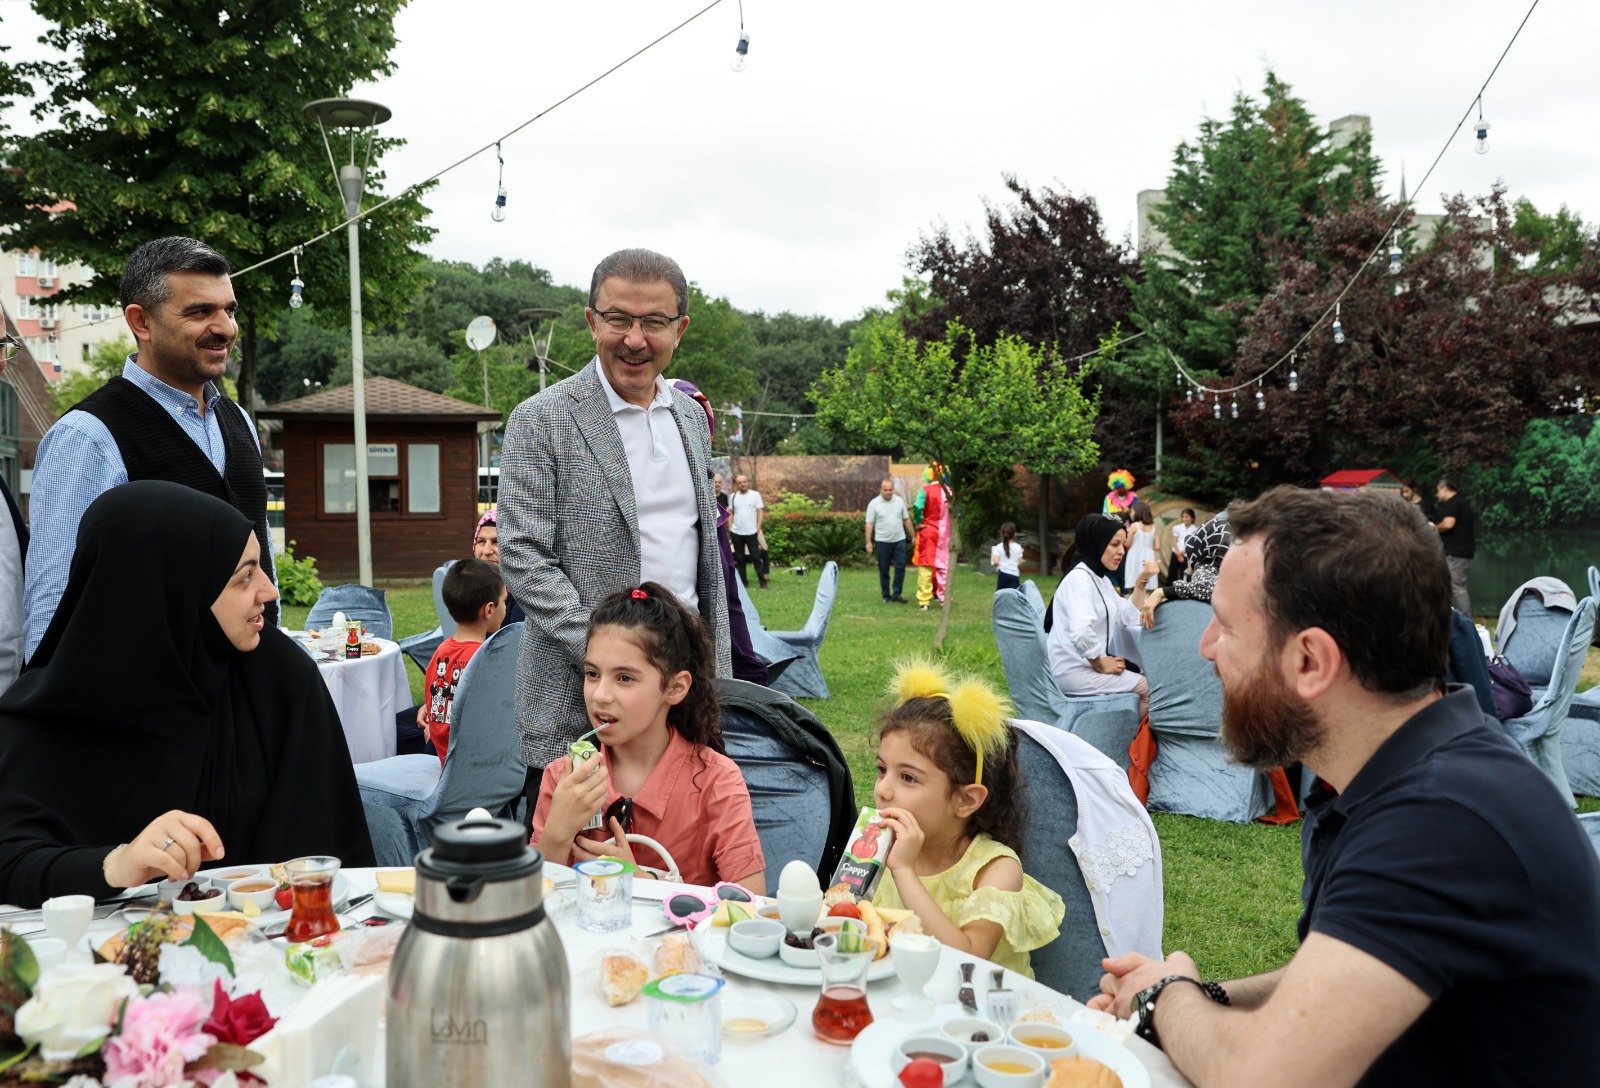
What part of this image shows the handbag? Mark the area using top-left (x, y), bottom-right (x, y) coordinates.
top-left (1486, 656), bottom-right (1534, 721)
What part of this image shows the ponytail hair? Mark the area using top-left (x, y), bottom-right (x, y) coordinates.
top-left (999, 521), bottom-right (1016, 559)
top-left (588, 582), bottom-right (723, 754)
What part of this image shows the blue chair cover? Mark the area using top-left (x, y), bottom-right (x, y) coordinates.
top-left (990, 586), bottom-right (1139, 768)
top-left (397, 563), bottom-right (456, 672)
top-left (1507, 598), bottom-right (1596, 807)
top-left (306, 584), bottom-right (393, 641)
top-left (717, 678), bottom-right (856, 886)
top-left (356, 621), bottom-right (527, 866)
top-left (763, 561), bottom-right (840, 700)
top-left (733, 574), bottom-right (803, 680)
top-left (1141, 600), bottom-right (1273, 823)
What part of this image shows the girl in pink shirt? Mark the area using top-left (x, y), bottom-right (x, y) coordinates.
top-left (531, 582), bottom-right (766, 891)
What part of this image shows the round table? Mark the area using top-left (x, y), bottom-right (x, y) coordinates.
top-left (287, 633), bottom-right (411, 764)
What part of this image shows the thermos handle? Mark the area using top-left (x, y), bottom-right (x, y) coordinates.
top-left (444, 874), bottom-right (487, 903)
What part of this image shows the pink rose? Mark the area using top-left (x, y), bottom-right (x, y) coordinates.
top-left (102, 988), bottom-right (214, 1088)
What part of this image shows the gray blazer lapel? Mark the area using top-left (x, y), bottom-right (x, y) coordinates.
top-left (569, 364), bottom-right (638, 529)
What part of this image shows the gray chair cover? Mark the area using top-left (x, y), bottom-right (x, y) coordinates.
top-left (1507, 598), bottom-right (1597, 807)
top-left (1498, 581), bottom-right (1577, 688)
top-left (990, 586), bottom-right (1140, 769)
top-left (1591, 566), bottom-right (1600, 648)
top-left (717, 678), bottom-right (856, 886)
top-left (761, 561), bottom-right (840, 699)
top-left (1141, 600), bottom-right (1273, 823)
top-left (398, 562), bottom-right (455, 672)
top-left (733, 574), bottom-right (804, 680)
top-left (1578, 813), bottom-right (1600, 862)
top-left (305, 583), bottom-right (394, 641)
top-left (356, 621), bottom-right (527, 865)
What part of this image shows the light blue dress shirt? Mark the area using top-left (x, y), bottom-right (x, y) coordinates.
top-left (23, 357), bottom-right (258, 658)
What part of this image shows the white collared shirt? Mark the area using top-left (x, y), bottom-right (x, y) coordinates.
top-left (595, 361), bottom-right (699, 610)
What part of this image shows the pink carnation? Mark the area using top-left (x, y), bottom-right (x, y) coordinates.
top-left (102, 988), bottom-right (216, 1088)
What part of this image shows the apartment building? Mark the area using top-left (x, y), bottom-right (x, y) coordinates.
top-left (1, 247), bottom-right (126, 386)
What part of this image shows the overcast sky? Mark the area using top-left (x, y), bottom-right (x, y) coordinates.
top-left (4, 0), bottom-right (1595, 322)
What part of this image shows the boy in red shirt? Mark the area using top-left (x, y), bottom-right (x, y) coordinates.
top-left (418, 558), bottom-right (506, 764)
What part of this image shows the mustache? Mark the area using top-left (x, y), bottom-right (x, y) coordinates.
top-left (198, 338), bottom-right (233, 350)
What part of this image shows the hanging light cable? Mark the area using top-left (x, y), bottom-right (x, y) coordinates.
top-left (491, 142), bottom-right (508, 222)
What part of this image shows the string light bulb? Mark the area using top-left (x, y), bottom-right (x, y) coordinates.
top-left (288, 247), bottom-right (305, 309)
top-left (1288, 350), bottom-right (1299, 393)
top-left (491, 143), bottom-right (507, 222)
top-left (1230, 397), bottom-right (1239, 419)
top-left (1332, 302), bottom-right (1345, 344)
top-left (731, 29), bottom-right (750, 72)
top-left (1475, 98), bottom-right (1490, 155)
top-left (1213, 396), bottom-right (1221, 420)
top-left (1186, 386), bottom-right (1193, 403)
top-left (1388, 234), bottom-right (1403, 275)
top-left (1255, 384), bottom-right (1265, 411)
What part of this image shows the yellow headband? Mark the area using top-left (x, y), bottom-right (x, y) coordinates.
top-left (889, 660), bottom-right (1012, 785)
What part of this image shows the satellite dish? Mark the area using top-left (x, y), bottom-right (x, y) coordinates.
top-left (465, 315), bottom-right (497, 351)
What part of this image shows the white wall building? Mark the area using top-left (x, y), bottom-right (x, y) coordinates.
top-left (0, 246), bottom-right (127, 387)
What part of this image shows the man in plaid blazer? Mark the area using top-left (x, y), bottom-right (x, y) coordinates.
top-left (498, 249), bottom-right (731, 770)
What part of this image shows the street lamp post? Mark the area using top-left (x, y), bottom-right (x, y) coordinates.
top-left (519, 307), bottom-right (562, 392)
top-left (303, 97), bottom-right (391, 587)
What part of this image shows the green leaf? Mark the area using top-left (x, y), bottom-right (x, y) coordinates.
top-left (4, 931), bottom-right (40, 993)
top-left (181, 916), bottom-right (235, 978)
top-left (0, 1041), bottom-right (38, 1074)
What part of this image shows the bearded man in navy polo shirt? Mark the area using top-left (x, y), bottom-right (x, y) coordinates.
top-left (1091, 485), bottom-right (1600, 1087)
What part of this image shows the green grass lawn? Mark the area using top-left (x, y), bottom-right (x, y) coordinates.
top-left (287, 564), bottom-right (1600, 982)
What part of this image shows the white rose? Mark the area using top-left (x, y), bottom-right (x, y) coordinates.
top-left (15, 963), bottom-right (140, 1061)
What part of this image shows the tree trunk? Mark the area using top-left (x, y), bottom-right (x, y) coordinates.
top-left (238, 312), bottom-right (257, 416)
top-left (1038, 472), bottom-right (1051, 575)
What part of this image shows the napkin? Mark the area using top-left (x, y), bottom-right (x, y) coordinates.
top-left (251, 973), bottom-right (383, 1084)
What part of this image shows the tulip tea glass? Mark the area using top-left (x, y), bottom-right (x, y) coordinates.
top-left (812, 931), bottom-right (878, 1044)
top-left (284, 855), bottom-right (341, 943)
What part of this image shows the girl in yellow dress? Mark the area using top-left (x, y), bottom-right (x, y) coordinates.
top-left (871, 661), bottom-right (1065, 979)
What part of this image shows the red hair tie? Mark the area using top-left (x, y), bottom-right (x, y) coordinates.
top-left (631, 589), bottom-right (649, 600)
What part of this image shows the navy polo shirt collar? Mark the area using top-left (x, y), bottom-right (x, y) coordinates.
top-left (1312, 686), bottom-right (1481, 825)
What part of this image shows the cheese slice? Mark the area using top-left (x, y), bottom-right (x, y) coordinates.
top-left (376, 869), bottom-right (415, 895)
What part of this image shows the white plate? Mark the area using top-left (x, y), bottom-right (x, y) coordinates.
top-left (372, 862), bottom-right (577, 922)
top-left (848, 1004), bottom-right (1151, 1088)
top-left (702, 927), bottom-right (897, 987)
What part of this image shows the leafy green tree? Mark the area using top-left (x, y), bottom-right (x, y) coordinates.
top-left (46, 335), bottom-right (130, 415)
top-left (668, 285), bottom-right (758, 414)
top-left (0, 0), bottom-right (435, 413)
top-left (814, 315), bottom-right (1100, 644)
top-left (1509, 198), bottom-right (1592, 275)
top-left (252, 305), bottom-right (347, 403)
top-left (329, 333), bottom-right (452, 392)
top-left (1462, 416), bottom-right (1600, 529)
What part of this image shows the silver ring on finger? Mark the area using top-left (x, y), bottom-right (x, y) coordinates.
top-left (160, 837), bottom-right (178, 851)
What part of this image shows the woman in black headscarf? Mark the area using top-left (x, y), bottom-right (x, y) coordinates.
top-left (1139, 510), bottom-right (1232, 628)
top-left (0, 481), bottom-right (373, 907)
top-left (1045, 512), bottom-right (1154, 718)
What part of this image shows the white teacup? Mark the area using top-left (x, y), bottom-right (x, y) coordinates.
top-left (42, 894), bottom-right (94, 949)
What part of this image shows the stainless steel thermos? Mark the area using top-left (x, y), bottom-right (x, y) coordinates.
top-left (386, 816), bottom-right (570, 1087)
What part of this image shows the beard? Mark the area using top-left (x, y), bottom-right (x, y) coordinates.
top-left (1218, 656), bottom-right (1324, 770)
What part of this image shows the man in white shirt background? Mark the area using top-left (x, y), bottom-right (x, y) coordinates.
top-left (864, 477), bottom-right (913, 603)
top-left (729, 473), bottom-right (767, 589)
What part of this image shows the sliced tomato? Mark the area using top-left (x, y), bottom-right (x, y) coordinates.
top-left (828, 901), bottom-right (862, 920)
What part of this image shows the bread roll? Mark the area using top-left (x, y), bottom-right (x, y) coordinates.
top-left (1046, 1055), bottom-right (1122, 1088)
top-left (600, 953), bottom-right (648, 1007)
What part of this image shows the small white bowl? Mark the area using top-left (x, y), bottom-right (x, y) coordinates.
top-left (891, 1034), bottom-right (969, 1087)
top-left (727, 919), bottom-right (785, 959)
top-left (1006, 1022), bottom-right (1077, 1061)
top-left (940, 1016), bottom-right (1006, 1057)
top-left (206, 866), bottom-right (267, 884)
top-left (777, 938), bottom-right (821, 969)
top-left (226, 877), bottom-right (280, 912)
top-left (157, 876), bottom-right (209, 903)
top-left (172, 886), bottom-right (228, 915)
top-left (971, 1044), bottom-right (1047, 1088)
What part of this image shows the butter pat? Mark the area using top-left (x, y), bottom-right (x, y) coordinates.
top-left (376, 869), bottom-right (415, 895)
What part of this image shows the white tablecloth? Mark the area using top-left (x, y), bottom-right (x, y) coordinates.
top-left (38, 869), bottom-right (1192, 1087)
top-left (287, 634), bottom-right (411, 764)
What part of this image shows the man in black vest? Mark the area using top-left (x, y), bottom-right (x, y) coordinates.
top-left (23, 237), bottom-right (275, 658)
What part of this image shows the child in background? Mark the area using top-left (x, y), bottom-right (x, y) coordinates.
top-left (418, 558), bottom-right (506, 765)
top-left (872, 661), bottom-right (1064, 979)
top-left (990, 522), bottom-right (1022, 591)
top-left (1123, 502), bottom-right (1159, 594)
top-left (532, 583), bottom-right (766, 891)
top-left (1167, 507), bottom-right (1196, 584)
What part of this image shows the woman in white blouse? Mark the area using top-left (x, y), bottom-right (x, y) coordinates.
top-left (1046, 513), bottom-right (1156, 719)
